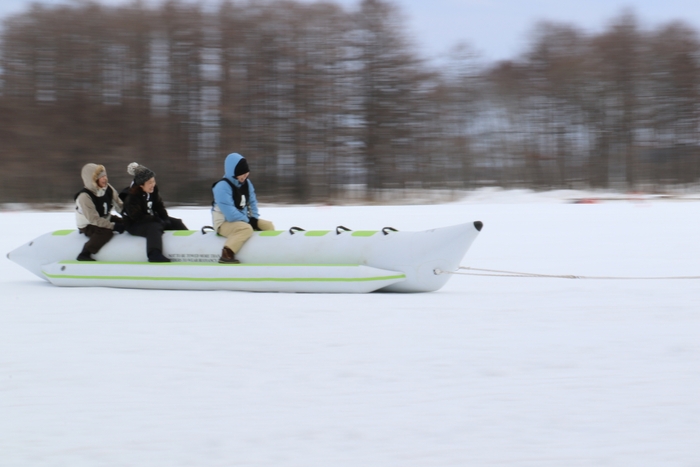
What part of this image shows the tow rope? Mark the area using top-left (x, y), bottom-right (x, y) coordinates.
top-left (434, 266), bottom-right (700, 280)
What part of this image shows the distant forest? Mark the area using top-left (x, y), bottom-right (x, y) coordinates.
top-left (2, 0), bottom-right (700, 204)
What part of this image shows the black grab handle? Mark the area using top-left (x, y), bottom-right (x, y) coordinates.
top-left (289, 226), bottom-right (306, 235)
top-left (335, 225), bottom-right (352, 235)
top-left (382, 227), bottom-right (398, 235)
top-left (201, 225), bottom-right (216, 234)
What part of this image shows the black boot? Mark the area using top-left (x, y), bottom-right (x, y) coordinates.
top-left (219, 247), bottom-right (240, 264)
top-left (148, 250), bottom-right (171, 263)
top-left (76, 250), bottom-right (95, 261)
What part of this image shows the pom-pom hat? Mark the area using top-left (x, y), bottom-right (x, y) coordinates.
top-left (127, 162), bottom-right (155, 186)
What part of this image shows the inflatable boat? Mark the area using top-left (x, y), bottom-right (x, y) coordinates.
top-left (7, 221), bottom-right (483, 293)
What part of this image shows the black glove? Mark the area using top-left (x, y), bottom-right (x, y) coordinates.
top-left (113, 222), bottom-right (126, 234)
top-left (249, 217), bottom-right (259, 231)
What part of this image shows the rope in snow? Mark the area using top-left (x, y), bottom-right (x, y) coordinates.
top-left (434, 266), bottom-right (700, 280)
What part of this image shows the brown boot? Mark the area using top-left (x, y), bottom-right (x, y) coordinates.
top-left (219, 247), bottom-right (240, 264)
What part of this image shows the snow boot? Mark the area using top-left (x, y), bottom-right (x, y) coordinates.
top-left (76, 250), bottom-right (95, 261)
top-left (148, 250), bottom-right (171, 263)
top-left (219, 247), bottom-right (240, 264)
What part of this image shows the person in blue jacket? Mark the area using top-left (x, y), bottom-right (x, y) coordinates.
top-left (212, 153), bottom-right (275, 263)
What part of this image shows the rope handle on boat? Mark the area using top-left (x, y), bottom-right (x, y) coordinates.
top-left (382, 227), bottom-right (398, 235)
top-left (201, 225), bottom-right (216, 234)
top-left (336, 226), bottom-right (352, 234)
top-left (289, 226), bottom-right (306, 235)
top-left (434, 266), bottom-right (700, 280)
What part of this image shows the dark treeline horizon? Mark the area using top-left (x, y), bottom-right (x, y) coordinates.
top-left (1, 0), bottom-right (700, 204)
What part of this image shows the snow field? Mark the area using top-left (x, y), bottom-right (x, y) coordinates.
top-left (1, 191), bottom-right (699, 466)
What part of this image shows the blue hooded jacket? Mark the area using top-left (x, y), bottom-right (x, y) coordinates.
top-left (212, 153), bottom-right (260, 222)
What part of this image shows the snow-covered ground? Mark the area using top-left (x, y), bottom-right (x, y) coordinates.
top-left (2, 189), bottom-right (699, 466)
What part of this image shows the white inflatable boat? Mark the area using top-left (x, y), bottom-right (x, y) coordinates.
top-left (7, 222), bottom-right (483, 293)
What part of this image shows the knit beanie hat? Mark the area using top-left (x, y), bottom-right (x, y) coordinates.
top-left (234, 157), bottom-right (250, 177)
top-left (127, 162), bottom-right (155, 186)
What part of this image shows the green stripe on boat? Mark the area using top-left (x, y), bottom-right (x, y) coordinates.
top-left (57, 261), bottom-right (366, 267)
top-left (43, 273), bottom-right (406, 283)
top-left (351, 231), bottom-right (377, 237)
top-left (304, 231), bottom-right (329, 237)
top-left (52, 230), bottom-right (75, 236)
top-left (171, 230), bottom-right (197, 236)
top-left (258, 231), bottom-right (283, 237)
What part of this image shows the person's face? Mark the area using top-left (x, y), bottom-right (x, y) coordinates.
top-left (141, 177), bottom-right (156, 194)
top-left (236, 172), bottom-right (249, 183)
top-left (96, 175), bottom-right (108, 188)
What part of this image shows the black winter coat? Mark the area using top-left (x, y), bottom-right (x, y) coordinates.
top-left (120, 185), bottom-right (169, 227)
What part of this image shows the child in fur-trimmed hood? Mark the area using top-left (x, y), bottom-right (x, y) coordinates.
top-left (74, 163), bottom-right (125, 261)
top-left (74, 163), bottom-right (124, 261)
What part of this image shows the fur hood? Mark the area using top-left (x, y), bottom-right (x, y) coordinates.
top-left (80, 163), bottom-right (108, 196)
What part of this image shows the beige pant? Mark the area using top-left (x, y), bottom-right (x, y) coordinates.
top-left (215, 213), bottom-right (274, 253)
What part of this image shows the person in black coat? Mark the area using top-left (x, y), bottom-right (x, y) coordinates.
top-left (120, 162), bottom-right (187, 262)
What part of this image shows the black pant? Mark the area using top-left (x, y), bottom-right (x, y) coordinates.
top-left (127, 221), bottom-right (164, 254)
top-left (127, 217), bottom-right (188, 254)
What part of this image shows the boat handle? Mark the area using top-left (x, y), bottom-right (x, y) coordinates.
top-left (335, 225), bottom-right (352, 235)
top-left (201, 225), bottom-right (216, 234)
top-left (289, 226), bottom-right (306, 235)
top-left (382, 227), bottom-right (398, 235)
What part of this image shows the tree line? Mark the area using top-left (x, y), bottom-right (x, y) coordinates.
top-left (1, 1), bottom-right (699, 204)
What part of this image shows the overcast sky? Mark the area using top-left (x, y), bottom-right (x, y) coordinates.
top-left (1, 0), bottom-right (699, 63)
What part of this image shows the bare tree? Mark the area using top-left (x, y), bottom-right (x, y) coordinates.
top-left (352, 0), bottom-right (432, 196)
top-left (4, 2), bottom-right (700, 204)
